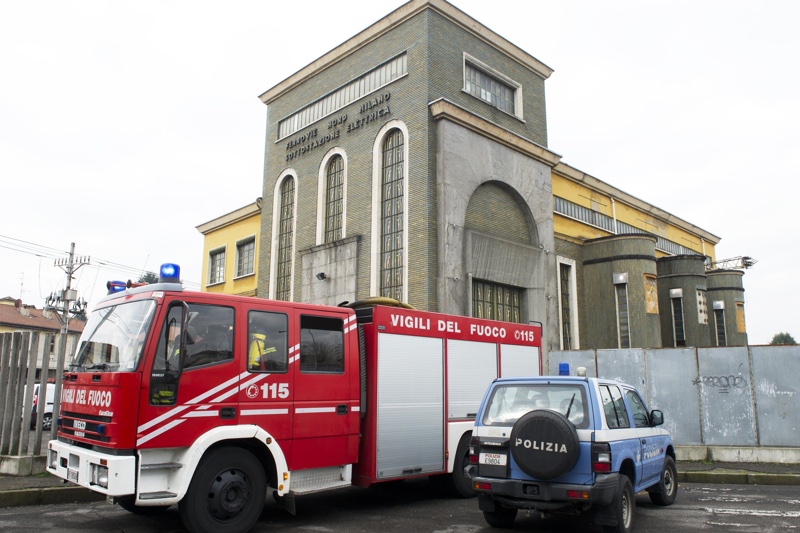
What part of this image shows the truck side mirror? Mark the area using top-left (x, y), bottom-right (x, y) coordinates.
top-left (650, 409), bottom-right (664, 427)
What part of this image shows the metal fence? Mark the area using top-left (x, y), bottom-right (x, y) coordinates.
top-left (550, 345), bottom-right (800, 447)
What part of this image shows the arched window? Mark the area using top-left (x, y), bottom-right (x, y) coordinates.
top-left (276, 176), bottom-right (295, 301)
top-left (380, 129), bottom-right (404, 299)
top-left (324, 155), bottom-right (344, 243)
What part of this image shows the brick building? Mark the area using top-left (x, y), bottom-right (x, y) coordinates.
top-left (199, 0), bottom-right (747, 361)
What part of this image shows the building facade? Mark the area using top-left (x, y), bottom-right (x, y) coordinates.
top-left (0, 297), bottom-right (84, 381)
top-left (196, 199), bottom-right (261, 296)
top-left (198, 0), bottom-right (747, 360)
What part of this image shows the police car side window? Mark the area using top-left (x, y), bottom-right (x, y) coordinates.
top-left (625, 389), bottom-right (650, 428)
top-left (599, 385), bottom-right (631, 429)
top-left (248, 311), bottom-right (288, 373)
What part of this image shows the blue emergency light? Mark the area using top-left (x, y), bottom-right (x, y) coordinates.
top-left (159, 263), bottom-right (181, 283)
top-left (106, 280), bottom-right (126, 294)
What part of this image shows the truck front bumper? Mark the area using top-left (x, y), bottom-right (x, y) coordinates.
top-left (47, 439), bottom-right (136, 497)
top-left (473, 473), bottom-right (619, 511)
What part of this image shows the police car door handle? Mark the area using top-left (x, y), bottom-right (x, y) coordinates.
top-left (641, 439), bottom-right (647, 444)
top-left (336, 404), bottom-right (348, 415)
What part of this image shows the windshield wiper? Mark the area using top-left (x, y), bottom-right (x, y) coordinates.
top-left (565, 393), bottom-right (576, 419)
top-left (85, 363), bottom-right (111, 371)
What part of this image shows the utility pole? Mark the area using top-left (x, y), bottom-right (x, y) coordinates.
top-left (45, 243), bottom-right (89, 440)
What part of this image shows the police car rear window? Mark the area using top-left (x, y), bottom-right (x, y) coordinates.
top-left (482, 384), bottom-right (589, 429)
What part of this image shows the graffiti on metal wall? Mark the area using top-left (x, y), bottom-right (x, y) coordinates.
top-left (692, 363), bottom-right (748, 394)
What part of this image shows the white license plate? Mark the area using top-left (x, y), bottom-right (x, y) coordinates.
top-left (67, 468), bottom-right (79, 483)
top-left (479, 452), bottom-right (507, 466)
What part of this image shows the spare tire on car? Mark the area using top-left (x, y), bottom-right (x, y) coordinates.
top-left (510, 410), bottom-right (580, 480)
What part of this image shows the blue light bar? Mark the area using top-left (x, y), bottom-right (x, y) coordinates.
top-left (159, 263), bottom-right (181, 283)
top-left (106, 281), bottom-right (126, 294)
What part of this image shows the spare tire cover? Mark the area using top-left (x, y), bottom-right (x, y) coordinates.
top-left (510, 410), bottom-right (580, 480)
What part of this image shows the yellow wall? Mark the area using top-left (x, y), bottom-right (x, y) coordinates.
top-left (552, 172), bottom-right (717, 262)
top-left (199, 207), bottom-right (260, 297)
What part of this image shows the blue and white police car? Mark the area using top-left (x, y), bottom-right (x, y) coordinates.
top-left (467, 370), bottom-right (677, 532)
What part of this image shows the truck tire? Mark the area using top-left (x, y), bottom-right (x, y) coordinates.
top-left (482, 505), bottom-right (518, 528)
top-left (439, 434), bottom-right (475, 498)
top-left (648, 456), bottom-right (678, 506)
top-left (599, 475), bottom-right (634, 533)
top-left (509, 410), bottom-right (579, 480)
top-left (179, 447), bottom-right (266, 533)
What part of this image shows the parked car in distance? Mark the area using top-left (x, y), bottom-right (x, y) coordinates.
top-left (26, 383), bottom-right (55, 430)
top-left (467, 370), bottom-right (677, 532)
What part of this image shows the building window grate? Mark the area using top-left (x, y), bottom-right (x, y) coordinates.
top-left (672, 298), bottom-right (686, 347)
top-left (236, 238), bottom-right (255, 278)
top-left (616, 284), bottom-right (631, 348)
top-left (209, 249), bottom-right (225, 285)
top-left (276, 177), bottom-right (295, 301)
top-left (278, 53), bottom-right (407, 139)
top-left (379, 130), bottom-right (404, 300)
top-left (464, 62), bottom-right (515, 115)
top-left (559, 263), bottom-right (572, 349)
top-left (324, 155), bottom-right (344, 243)
top-left (472, 280), bottom-right (522, 323)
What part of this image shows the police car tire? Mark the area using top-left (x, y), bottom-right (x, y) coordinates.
top-left (648, 456), bottom-right (678, 506)
top-left (509, 409), bottom-right (580, 480)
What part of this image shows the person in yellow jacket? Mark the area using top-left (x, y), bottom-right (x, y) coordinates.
top-left (248, 317), bottom-right (282, 371)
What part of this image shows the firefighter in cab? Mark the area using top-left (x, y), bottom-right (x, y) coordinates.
top-left (248, 316), bottom-right (280, 371)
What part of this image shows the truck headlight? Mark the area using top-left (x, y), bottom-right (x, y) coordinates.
top-left (48, 450), bottom-right (58, 470)
top-left (90, 464), bottom-right (109, 488)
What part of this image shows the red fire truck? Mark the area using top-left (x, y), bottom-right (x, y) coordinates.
top-left (47, 264), bottom-right (542, 533)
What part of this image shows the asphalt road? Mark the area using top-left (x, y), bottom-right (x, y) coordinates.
top-left (0, 480), bottom-right (798, 532)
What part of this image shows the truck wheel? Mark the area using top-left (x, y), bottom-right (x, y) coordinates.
top-left (509, 410), bottom-right (579, 480)
top-left (42, 413), bottom-right (53, 431)
top-left (440, 435), bottom-right (476, 498)
top-left (648, 456), bottom-right (678, 506)
top-left (599, 476), bottom-right (634, 533)
top-left (179, 447), bottom-right (266, 533)
top-left (482, 505), bottom-right (518, 528)
top-left (118, 497), bottom-right (171, 515)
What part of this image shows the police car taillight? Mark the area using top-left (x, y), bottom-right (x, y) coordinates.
top-left (592, 442), bottom-right (612, 473)
top-left (469, 435), bottom-right (479, 464)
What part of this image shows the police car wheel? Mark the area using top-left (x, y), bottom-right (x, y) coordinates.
top-left (509, 409), bottom-right (580, 480)
top-left (648, 456), bottom-right (678, 506)
top-left (600, 475), bottom-right (634, 533)
top-left (482, 505), bottom-right (518, 528)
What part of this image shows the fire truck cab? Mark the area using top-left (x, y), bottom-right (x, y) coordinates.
top-left (47, 264), bottom-right (543, 533)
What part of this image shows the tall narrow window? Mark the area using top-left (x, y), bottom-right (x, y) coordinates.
top-left (276, 177), bottom-right (295, 301)
top-left (472, 280), bottom-right (522, 323)
top-left (324, 155), bottom-right (344, 243)
top-left (644, 275), bottom-right (659, 315)
top-left (713, 304), bottom-right (727, 346)
top-left (236, 237), bottom-right (255, 278)
top-left (736, 302), bottom-right (746, 333)
top-left (559, 263), bottom-right (573, 349)
top-left (380, 130), bottom-right (404, 300)
top-left (671, 298), bottom-right (686, 347)
top-left (615, 284), bottom-right (630, 348)
top-left (697, 289), bottom-right (708, 324)
top-left (208, 248), bottom-right (225, 285)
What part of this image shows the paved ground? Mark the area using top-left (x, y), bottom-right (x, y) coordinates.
top-left (1, 460), bottom-right (799, 508)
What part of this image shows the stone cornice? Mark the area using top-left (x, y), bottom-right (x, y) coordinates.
top-left (258, 0), bottom-right (554, 105)
top-left (196, 200), bottom-right (261, 235)
top-left (553, 162), bottom-right (721, 245)
top-left (429, 98), bottom-right (562, 167)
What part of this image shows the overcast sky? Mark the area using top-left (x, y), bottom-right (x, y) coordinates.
top-left (1, 1), bottom-right (797, 344)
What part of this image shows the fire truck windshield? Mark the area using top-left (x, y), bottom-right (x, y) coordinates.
top-left (71, 299), bottom-right (157, 372)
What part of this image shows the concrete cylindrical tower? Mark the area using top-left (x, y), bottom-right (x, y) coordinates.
top-left (706, 269), bottom-right (748, 346)
top-left (657, 255), bottom-right (710, 347)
